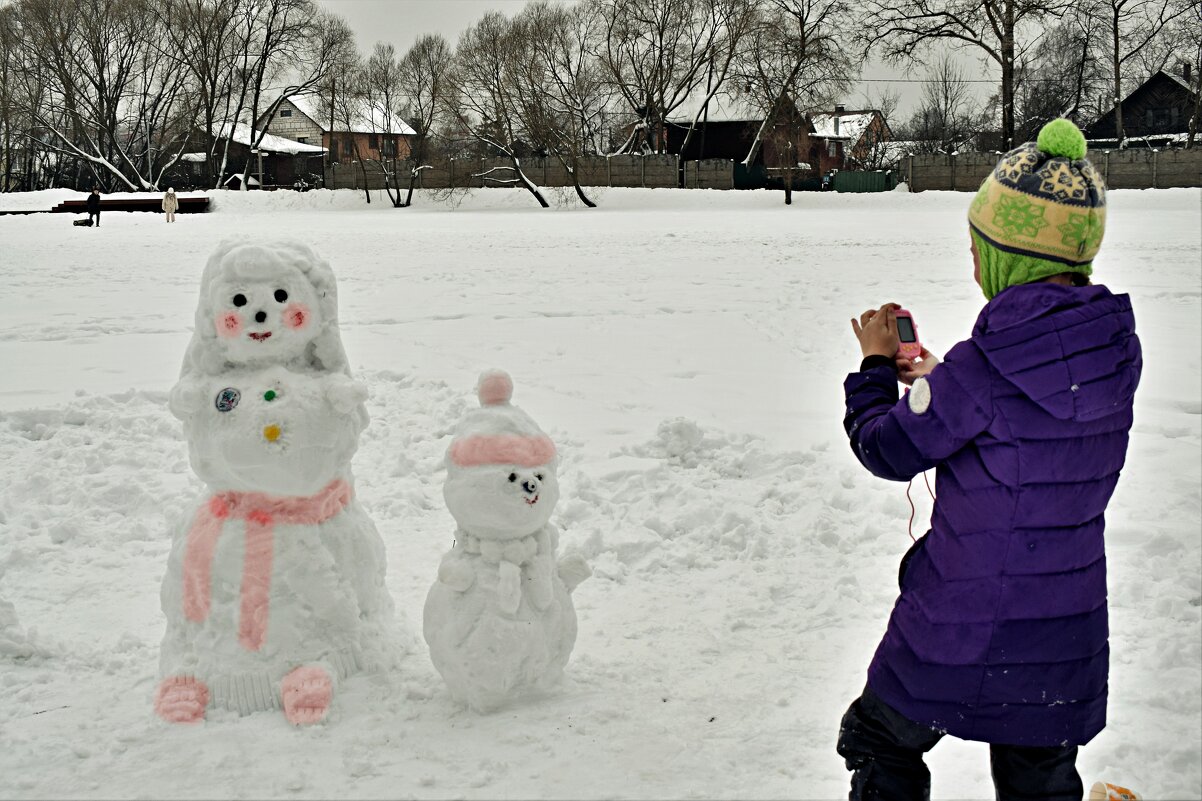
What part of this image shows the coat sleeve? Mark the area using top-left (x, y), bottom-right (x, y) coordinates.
top-left (843, 339), bottom-right (994, 482)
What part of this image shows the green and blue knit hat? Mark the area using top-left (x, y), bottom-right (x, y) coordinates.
top-left (968, 119), bottom-right (1106, 300)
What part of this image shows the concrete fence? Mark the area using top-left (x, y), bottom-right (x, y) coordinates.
top-left (903, 148), bottom-right (1202, 192)
top-left (323, 154), bottom-right (734, 191)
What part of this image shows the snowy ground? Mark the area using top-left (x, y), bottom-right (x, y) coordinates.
top-left (0, 186), bottom-right (1199, 799)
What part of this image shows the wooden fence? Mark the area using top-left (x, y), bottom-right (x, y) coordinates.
top-left (902, 148), bottom-right (1202, 192)
top-left (324, 155), bottom-right (735, 191)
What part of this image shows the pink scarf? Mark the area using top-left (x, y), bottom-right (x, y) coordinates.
top-left (181, 479), bottom-right (351, 651)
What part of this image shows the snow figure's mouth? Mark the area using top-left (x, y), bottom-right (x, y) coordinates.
top-left (524, 494), bottom-right (539, 506)
top-left (248, 331), bottom-right (273, 342)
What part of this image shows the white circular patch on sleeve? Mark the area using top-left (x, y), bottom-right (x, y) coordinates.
top-left (908, 377), bottom-right (932, 415)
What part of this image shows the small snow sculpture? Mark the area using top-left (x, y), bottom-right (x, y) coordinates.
top-left (424, 369), bottom-right (590, 712)
top-left (155, 241), bottom-right (398, 726)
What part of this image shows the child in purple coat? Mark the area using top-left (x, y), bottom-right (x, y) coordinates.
top-left (838, 119), bottom-right (1141, 799)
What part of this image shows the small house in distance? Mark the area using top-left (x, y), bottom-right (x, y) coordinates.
top-left (172, 123), bottom-right (326, 189)
top-left (1087, 66), bottom-right (1199, 147)
top-left (809, 107), bottom-right (892, 169)
top-left (258, 95), bottom-right (417, 165)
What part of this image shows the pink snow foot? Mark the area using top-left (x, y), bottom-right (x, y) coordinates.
top-left (281, 666), bottom-right (332, 725)
top-left (155, 676), bottom-right (209, 724)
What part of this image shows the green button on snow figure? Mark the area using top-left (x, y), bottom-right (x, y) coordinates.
top-left (264, 389), bottom-right (277, 401)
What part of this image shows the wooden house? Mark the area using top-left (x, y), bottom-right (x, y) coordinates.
top-left (1087, 67), bottom-right (1198, 145)
top-left (200, 123), bottom-right (326, 188)
top-left (809, 107), bottom-right (892, 169)
top-left (258, 96), bottom-right (417, 165)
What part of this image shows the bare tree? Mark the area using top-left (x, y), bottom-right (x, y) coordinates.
top-left (899, 54), bottom-right (986, 153)
top-left (397, 33), bottom-right (453, 206)
top-left (733, 0), bottom-right (856, 187)
top-left (854, 85), bottom-right (900, 168)
top-left (1083, 0), bottom-right (1194, 144)
top-left (589, 0), bottom-right (732, 154)
top-left (234, 0), bottom-right (355, 191)
top-left (446, 11), bottom-right (549, 208)
top-left (861, 0), bottom-right (1070, 150)
top-left (508, 1), bottom-right (617, 206)
top-left (1011, 12), bottom-right (1107, 142)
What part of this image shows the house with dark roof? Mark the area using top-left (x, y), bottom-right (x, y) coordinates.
top-left (1087, 67), bottom-right (1199, 146)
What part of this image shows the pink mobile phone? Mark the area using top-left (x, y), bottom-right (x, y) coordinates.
top-left (894, 308), bottom-right (922, 360)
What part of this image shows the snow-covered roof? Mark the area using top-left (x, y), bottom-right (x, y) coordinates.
top-left (181, 153), bottom-right (207, 163)
top-left (223, 173), bottom-right (261, 186)
top-left (213, 123), bottom-right (326, 155)
top-left (286, 95), bottom-right (417, 136)
top-left (809, 111), bottom-right (877, 142)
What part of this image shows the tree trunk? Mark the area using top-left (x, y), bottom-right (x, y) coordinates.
top-left (1001, 3), bottom-right (1016, 150)
top-left (1112, 8), bottom-right (1124, 145)
top-left (509, 154), bottom-right (549, 207)
top-left (565, 156), bottom-right (596, 208)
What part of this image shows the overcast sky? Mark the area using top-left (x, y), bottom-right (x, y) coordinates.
top-left (313, 0), bottom-right (994, 120)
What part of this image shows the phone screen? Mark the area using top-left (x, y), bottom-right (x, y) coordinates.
top-left (896, 316), bottom-right (916, 342)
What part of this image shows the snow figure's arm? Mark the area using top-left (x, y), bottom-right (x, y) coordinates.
top-left (842, 341), bottom-right (993, 482)
top-left (168, 375), bottom-right (209, 423)
top-left (557, 553), bottom-right (591, 594)
top-left (437, 545), bottom-right (476, 593)
top-left (324, 374), bottom-right (369, 413)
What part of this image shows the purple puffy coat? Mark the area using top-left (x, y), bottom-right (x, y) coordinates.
top-left (843, 282), bottom-right (1141, 746)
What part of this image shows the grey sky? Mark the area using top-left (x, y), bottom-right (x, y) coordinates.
top-left (314, 0), bottom-right (994, 121)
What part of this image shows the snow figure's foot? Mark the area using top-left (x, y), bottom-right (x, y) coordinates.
top-left (281, 666), bottom-right (333, 726)
top-left (155, 675), bottom-right (209, 724)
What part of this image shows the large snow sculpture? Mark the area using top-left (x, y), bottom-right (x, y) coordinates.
top-left (155, 241), bottom-right (398, 726)
top-left (424, 370), bottom-right (590, 712)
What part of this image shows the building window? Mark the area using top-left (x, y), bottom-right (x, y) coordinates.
top-left (297, 137), bottom-right (307, 144)
top-left (329, 138), bottom-right (339, 160)
top-left (280, 109), bottom-right (292, 118)
top-left (827, 141), bottom-right (837, 157)
top-left (381, 137), bottom-right (396, 157)
top-left (368, 133), bottom-right (378, 150)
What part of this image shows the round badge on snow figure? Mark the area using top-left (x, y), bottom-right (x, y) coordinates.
top-left (215, 387), bottom-right (241, 412)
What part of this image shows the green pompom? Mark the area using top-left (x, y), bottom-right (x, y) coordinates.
top-left (1037, 118), bottom-right (1087, 160)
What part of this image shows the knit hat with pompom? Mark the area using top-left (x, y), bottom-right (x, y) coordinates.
top-left (967, 118), bottom-right (1106, 300)
top-left (446, 370), bottom-right (556, 469)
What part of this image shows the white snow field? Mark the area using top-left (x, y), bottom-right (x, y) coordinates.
top-left (0, 186), bottom-right (1199, 799)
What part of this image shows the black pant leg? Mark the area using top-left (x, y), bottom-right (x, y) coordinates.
top-left (990, 743), bottom-right (1083, 801)
top-left (837, 687), bottom-right (944, 801)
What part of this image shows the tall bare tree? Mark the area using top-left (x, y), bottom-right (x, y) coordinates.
top-left (861, 0), bottom-right (1070, 150)
top-left (397, 33), bottom-right (453, 206)
top-left (1082, 0), bottom-right (1194, 143)
top-left (508, 1), bottom-right (615, 206)
top-left (1012, 11), bottom-right (1107, 141)
top-left (901, 53), bottom-right (986, 153)
top-left (733, 0), bottom-right (855, 173)
top-left (589, 0), bottom-right (733, 153)
top-left (446, 11), bottom-right (550, 207)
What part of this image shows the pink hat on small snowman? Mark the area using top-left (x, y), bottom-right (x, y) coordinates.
top-left (447, 370), bottom-right (556, 469)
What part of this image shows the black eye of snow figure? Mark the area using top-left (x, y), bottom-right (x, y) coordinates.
top-left (274, 289), bottom-right (288, 303)
top-left (232, 293), bottom-right (247, 307)
top-left (508, 473), bottom-right (517, 483)
top-left (535, 473), bottom-right (544, 481)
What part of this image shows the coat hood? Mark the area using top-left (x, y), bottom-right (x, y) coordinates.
top-left (972, 283), bottom-right (1141, 422)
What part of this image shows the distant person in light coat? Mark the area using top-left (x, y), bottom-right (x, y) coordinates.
top-left (86, 187), bottom-right (101, 227)
top-left (162, 188), bottom-right (179, 223)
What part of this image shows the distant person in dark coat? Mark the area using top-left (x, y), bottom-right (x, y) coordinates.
top-left (86, 187), bottom-right (101, 227)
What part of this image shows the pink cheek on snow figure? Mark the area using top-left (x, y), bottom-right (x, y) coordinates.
top-left (283, 303), bottom-right (310, 330)
top-left (216, 311), bottom-right (243, 339)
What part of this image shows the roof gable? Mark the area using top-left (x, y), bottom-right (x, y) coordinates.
top-left (283, 94), bottom-right (416, 135)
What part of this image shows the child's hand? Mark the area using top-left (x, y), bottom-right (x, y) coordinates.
top-left (850, 303), bottom-right (900, 359)
top-left (897, 348), bottom-right (940, 385)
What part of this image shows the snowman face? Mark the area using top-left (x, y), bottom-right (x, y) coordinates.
top-left (444, 462), bottom-right (559, 539)
top-left (208, 259), bottom-right (322, 367)
top-left (186, 367), bottom-right (363, 495)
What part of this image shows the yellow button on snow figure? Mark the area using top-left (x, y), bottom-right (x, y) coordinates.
top-left (263, 424), bottom-right (281, 442)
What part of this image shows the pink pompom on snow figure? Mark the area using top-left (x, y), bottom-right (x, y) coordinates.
top-left (424, 369), bottom-right (591, 713)
top-left (155, 241), bottom-right (401, 726)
